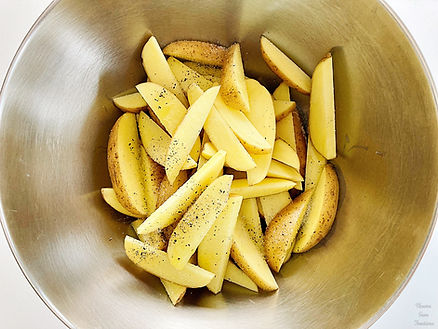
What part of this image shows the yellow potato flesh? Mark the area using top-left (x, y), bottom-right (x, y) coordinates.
top-left (101, 188), bottom-right (139, 217)
top-left (168, 175), bottom-right (233, 270)
top-left (167, 57), bottom-right (214, 93)
top-left (163, 40), bottom-right (227, 66)
top-left (276, 113), bottom-right (296, 151)
top-left (273, 100), bottom-right (296, 121)
top-left (140, 146), bottom-right (164, 216)
top-left (189, 135), bottom-right (202, 163)
top-left (272, 139), bottom-right (300, 170)
top-left (305, 139), bottom-right (327, 191)
top-left (160, 279), bottom-right (187, 306)
top-left (238, 198), bottom-right (264, 254)
top-left (112, 93), bottom-right (147, 113)
top-left (268, 160), bottom-right (303, 182)
top-left (131, 219), bottom-right (166, 251)
top-left (184, 61), bottom-right (222, 79)
top-left (258, 191), bottom-right (292, 226)
top-left (273, 82), bottom-right (290, 101)
top-left (198, 195), bottom-right (243, 293)
top-left (201, 142), bottom-right (217, 160)
top-left (231, 178), bottom-right (295, 199)
top-left (309, 53), bottom-right (336, 160)
top-left (224, 261), bottom-right (258, 292)
top-left (156, 171), bottom-right (188, 208)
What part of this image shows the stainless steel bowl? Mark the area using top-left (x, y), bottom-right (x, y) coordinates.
top-left (0, 0), bottom-right (437, 328)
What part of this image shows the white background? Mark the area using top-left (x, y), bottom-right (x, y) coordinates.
top-left (0, 0), bottom-right (437, 328)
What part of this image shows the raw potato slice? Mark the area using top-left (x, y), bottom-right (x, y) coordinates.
top-left (273, 82), bottom-right (290, 101)
top-left (101, 188), bottom-right (138, 217)
top-left (224, 261), bottom-right (258, 292)
top-left (264, 189), bottom-right (313, 272)
top-left (231, 216), bottom-right (278, 291)
top-left (131, 219), bottom-right (167, 251)
top-left (238, 198), bottom-right (264, 254)
top-left (163, 40), bottom-right (227, 66)
top-left (260, 36), bottom-right (311, 94)
top-left (107, 113), bottom-right (147, 216)
top-left (160, 280), bottom-right (186, 305)
top-left (201, 142), bottom-right (217, 159)
top-left (125, 236), bottom-right (214, 288)
top-left (293, 110), bottom-right (307, 176)
top-left (136, 82), bottom-right (187, 135)
top-left (276, 113), bottom-right (296, 151)
top-left (215, 94), bottom-right (272, 154)
top-left (309, 53), bottom-right (336, 160)
top-left (231, 178), bottom-right (295, 199)
top-left (140, 146), bottom-right (164, 216)
top-left (273, 100), bottom-right (296, 121)
top-left (305, 139), bottom-right (327, 190)
top-left (168, 175), bottom-right (233, 269)
top-left (167, 57), bottom-right (214, 93)
top-left (198, 195), bottom-right (243, 293)
top-left (272, 139), bottom-right (300, 170)
top-left (258, 191), bottom-right (292, 226)
top-left (184, 61), bottom-right (222, 80)
top-left (190, 136), bottom-right (202, 163)
top-left (197, 131), bottom-right (210, 169)
top-left (165, 86), bottom-right (220, 183)
top-left (137, 112), bottom-right (197, 169)
top-left (245, 79), bottom-right (276, 185)
top-left (113, 93), bottom-right (147, 113)
top-left (293, 164), bottom-right (339, 253)
top-left (256, 198), bottom-right (265, 218)
top-left (141, 36), bottom-right (188, 106)
top-left (220, 43), bottom-right (250, 113)
top-left (157, 171), bottom-right (188, 208)
top-left (137, 151), bottom-right (226, 234)
top-left (268, 160), bottom-right (303, 182)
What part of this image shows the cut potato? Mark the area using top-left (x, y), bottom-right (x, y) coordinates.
top-left (137, 112), bottom-right (197, 169)
top-left (272, 139), bottom-right (300, 170)
top-left (197, 131), bottom-right (210, 169)
top-left (190, 136), bottom-right (202, 163)
top-left (215, 94), bottom-right (272, 154)
top-left (107, 113), bottom-right (147, 216)
top-left (292, 110), bottom-right (307, 176)
top-left (198, 195), bottom-right (243, 293)
top-left (167, 57), bottom-right (214, 93)
top-left (160, 280), bottom-right (187, 305)
top-left (231, 216), bottom-right (278, 291)
top-left (260, 36), bottom-right (311, 94)
top-left (113, 93), bottom-right (147, 113)
top-left (168, 175), bottom-right (233, 269)
top-left (245, 79), bottom-right (276, 185)
top-left (238, 198), bottom-right (264, 254)
top-left (256, 198), bottom-right (265, 218)
top-left (137, 151), bottom-right (226, 234)
top-left (201, 142), bottom-right (217, 160)
top-left (147, 107), bottom-right (167, 132)
top-left (276, 113), bottom-right (296, 151)
top-left (220, 43), bottom-right (250, 113)
top-left (224, 261), bottom-right (258, 292)
top-left (264, 189), bottom-right (313, 272)
top-left (156, 170), bottom-right (188, 209)
top-left (273, 82), bottom-right (290, 101)
top-left (305, 139), bottom-right (327, 191)
top-left (136, 82), bottom-right (187, 135)
top-left (165, 86), bottom-right (220, 183)
top-left (140, 146), bottom-right (164, 216)
top-left (125, 236), bottom-right (214, 288)
top-left (258, 191), bottom-right (291, 226)
top-left (231, 178), bottom-right (295, 199)
top-left (184, 61), bottom-right (222, 83)
top-left (268, 160), bottom-right (303, 182)
top-left (131, 219), bottom-right (166, 251)
top-left (273, 100), bottom-right (296, 121)
top-left (294, 164), bottom-right (339, 253)
top-left (163, 40), bottom-right (227, 66)
top-left (101, 188), bottom-right (138, 217)
top-left (309, 53), bottom-right (336, 160)
top-left (141, 36), bottom-right (188, 106)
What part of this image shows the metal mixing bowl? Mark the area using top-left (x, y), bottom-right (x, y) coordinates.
top-left (0, 0), bottom-right (437, 328)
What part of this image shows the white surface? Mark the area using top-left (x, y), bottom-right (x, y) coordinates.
top-left (0, 0), bottom-right (437, 328)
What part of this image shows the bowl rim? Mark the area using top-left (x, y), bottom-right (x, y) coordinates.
top-left (0, 1), bottom-right (437, 328)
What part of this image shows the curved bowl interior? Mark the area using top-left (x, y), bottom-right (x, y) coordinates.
top-left (0, 0), bottom-right (437, 328)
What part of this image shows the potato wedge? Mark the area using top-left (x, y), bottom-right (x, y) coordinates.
top-left (276, 113), bottom-right (296, 151)
top-left (198, 195), bottom-right (243, 293)
top-left (245, 79), bottom-right (276, 185)
top-left (167, 57), bottom-right (214, 93)
top-left (231, 216), bottom-right (278, 291)
top-left (256, 198), bottom-right (265, 218)
top-left (107, 113), bottom-right (147, 216)
top-left (137, 112), bottom-right (197, 169)
top-left (190, 136), bottom-right (202, 163)
top-left (293, 110), bottom-right (307, 176)
top-left (197, 131), bottom-right (210, 169)
top-left (220, 43), bottom-right (250, 113)
top-left (184, 61), bottom-right (222, 82)
top-left (165, 86), bottom-right (220, 183)
top-left (305, 139), bottom-right (327, 191)
top-left (140, 146), bottom-right (164, 216)
top-left (224, 261), bottom-right (258, 292)
top-left (113, 93), bottom-right (147, 113)
top-left (125, 236), bottom-right (214, 288)
top-left (136, 82), bottom-right (187, 135)
top-left (168, 175), bottom-right (233, 269)
top-left (309, 53), bottom-right (336, 160)
top-left (101, 188), bottom-right (139, 217)
top-left (273, 100), bottom-right (296, 121)
top-left (215, 94), bottom-right (272, 154)
top-left (258, 191), bottom-right (292, 226)
top-left (268, 160), bottom-right (303, 182)
top-left (272, 139), bottom-right (300, 170)
top-left (157, 171), bottom-right (188, 209)
top-left (264, 189), bottom-right (313, 272)
top-left (238, 198), bottom-right (264, 254)
top-left (273, 82), bottom-right (290, 101)
top-left (260, 36), bottom-right (311, 94)
top-left (137, 151), bottom-right (226, 234)
top-left (141, 36), bottom-right (188, 106)
top-left (163, 40), bottom-right (227, 66)
top-left (160, 280), bottom-right (186, 305)
top-left (131, 219), bottom-right (166, 251)
top-left (231, 178), bottom-right (295, 199)
top-left (201, 142), bottom-right (217, 160)
top-left (293, 164), bottom-right (339, 253)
